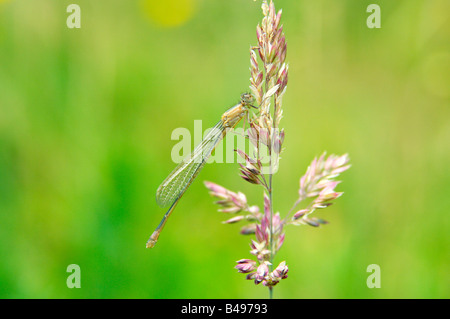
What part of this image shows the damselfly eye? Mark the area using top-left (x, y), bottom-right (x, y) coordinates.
top-left (240, 93), bottom-right (255, 106)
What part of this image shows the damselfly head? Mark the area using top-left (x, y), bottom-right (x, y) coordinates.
top-left (240, 93), bottom-right (256, 108)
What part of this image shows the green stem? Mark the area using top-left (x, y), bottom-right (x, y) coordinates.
top-left (268, 149), bottom-right (274, 299)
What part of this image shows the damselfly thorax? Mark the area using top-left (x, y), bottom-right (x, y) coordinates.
top-left (222, 93), bottom-right (255, 128)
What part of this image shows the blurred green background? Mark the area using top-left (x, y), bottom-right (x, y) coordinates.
top-left (0, 0), bottom-right (449, 299)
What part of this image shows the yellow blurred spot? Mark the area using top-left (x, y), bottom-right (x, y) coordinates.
top-left (140, 0), bottom-right (196, 28)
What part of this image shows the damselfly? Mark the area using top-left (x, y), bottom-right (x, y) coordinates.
top-left (146, 93), bottom-right (256, 248)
